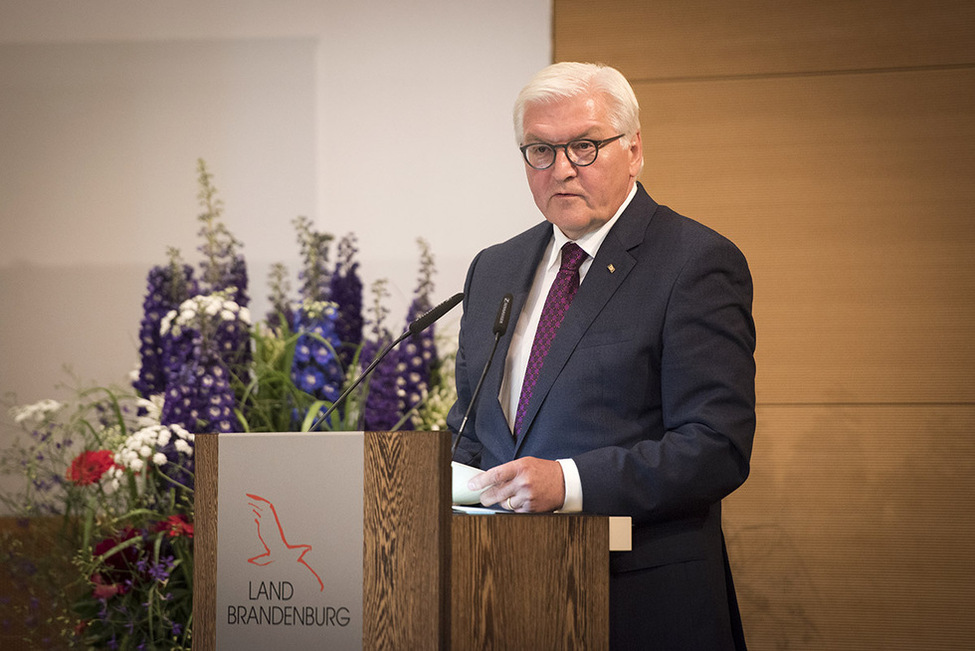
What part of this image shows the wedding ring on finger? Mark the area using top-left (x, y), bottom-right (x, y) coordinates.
top-left (506, 496), bottom-right (514, 511)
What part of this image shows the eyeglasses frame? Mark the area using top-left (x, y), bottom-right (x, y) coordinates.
top-left (519, 133), bottom-right (626, 170)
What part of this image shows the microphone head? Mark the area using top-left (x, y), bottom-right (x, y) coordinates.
top-left (493, 293), bottom-right (513, 336)
top-left (408, 292), bottom-right (464, 335)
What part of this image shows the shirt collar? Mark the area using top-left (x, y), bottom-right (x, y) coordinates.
top-left (546, 183), bottom-right (638, 270)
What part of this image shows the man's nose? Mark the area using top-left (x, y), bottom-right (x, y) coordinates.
top-left (551, 147), bottom-right (577, 178)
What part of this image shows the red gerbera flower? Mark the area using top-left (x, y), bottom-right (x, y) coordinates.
top-left (154, 514), bottom-right (194, 539)
top-left (91, 572), bottom-right (126, 600)
top-left (67, 449), bottom-right (116, 485)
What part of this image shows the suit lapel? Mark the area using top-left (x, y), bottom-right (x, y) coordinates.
top-left (514, 185), bottom-right (657, 450)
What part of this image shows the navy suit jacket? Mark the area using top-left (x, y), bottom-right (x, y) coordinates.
top-left (447, 183), bottom-right (755, 641)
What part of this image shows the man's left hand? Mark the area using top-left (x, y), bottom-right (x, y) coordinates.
top-left (467, 457), bottom-right (565, 512)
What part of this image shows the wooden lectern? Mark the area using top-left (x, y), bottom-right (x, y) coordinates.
top-left (194, 431), bottom-right (618, 649)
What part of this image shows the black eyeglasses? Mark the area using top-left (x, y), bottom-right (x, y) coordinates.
top-left (519, 134), bottom-right (625, 170)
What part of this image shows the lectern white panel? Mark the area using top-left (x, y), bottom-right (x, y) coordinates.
top-left (215, 431), bottom-right (364, 650)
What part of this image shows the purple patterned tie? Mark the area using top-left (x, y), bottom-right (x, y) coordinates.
top-left (513, 242), bottom-right (588, 437)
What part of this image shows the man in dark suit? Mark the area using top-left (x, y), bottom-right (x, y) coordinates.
top-left (447, 62), bottom-right (755, 649)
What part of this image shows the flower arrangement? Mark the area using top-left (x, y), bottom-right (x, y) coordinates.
top-left (0, 160), bottom-right (457, 648)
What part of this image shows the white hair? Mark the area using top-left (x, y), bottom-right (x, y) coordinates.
top-left (513, 62), bottom-right (642, 148)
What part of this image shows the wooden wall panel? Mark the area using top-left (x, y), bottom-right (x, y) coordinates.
top-left (633, 68), bottom-right (975, 404)
top-left (555, 0), bottom-right (975, 80)
top-left (724, 406), bottom-right (975, 649)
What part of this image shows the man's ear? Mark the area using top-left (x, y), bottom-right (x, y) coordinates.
top-left (628, 130), bottom-right (644, 178)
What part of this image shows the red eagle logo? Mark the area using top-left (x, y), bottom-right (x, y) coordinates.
top-left (245, 493), bottom-right (324, 592)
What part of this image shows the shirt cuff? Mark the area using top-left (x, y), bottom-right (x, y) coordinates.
top-left (556, 458), bottom-right (583, 512)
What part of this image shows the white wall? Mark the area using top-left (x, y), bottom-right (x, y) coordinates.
top-left (0, 1), bottom-right (551, 453)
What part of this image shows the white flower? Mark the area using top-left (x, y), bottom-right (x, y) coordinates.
top-left (135, 395), bottom-right (164, 428)
top-left (10, 399), bottom-right (64, 424)
top-left (108, 421), bottom-right (195, 473)
top-left (160, 310), bottom-right (177, 335)
top-left (156, 429), bottom-right (172, 447)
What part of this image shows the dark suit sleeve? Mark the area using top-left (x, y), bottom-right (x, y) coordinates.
top-left (574, 233), bottom-right (756, 523)
top-left (446, 252), bottom-right (484, 466)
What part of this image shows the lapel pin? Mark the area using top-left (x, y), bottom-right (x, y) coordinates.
top-left (607, 263), bottom-right (616, 273)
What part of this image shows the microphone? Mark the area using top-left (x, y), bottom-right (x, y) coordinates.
top-left (408, 291), bottom-right (465, 336)
top-left (451, 293), bottom-right (512, 457)
top-left (493, 292), bottom-right (513, 336)
top-left (310, 291), bottom-right (464, 431)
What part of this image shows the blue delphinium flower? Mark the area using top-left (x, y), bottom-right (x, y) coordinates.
top-left (397, 239), bottom-right (439, 429)
top-left (133, 256), bottom-right (197, 397)
top-left (291, 301), bottom-right (344, 407)
top-left (157, 293), bottom-right (249, 435)
top-left (398, 324), bottom-right (435, 430)
top-left (361, 340), bottom-right (406, 431)
top-left (159, 353), bottom-right (238, 435)
top-left (212, 294), bottom-right (252, 383)
top-left (329, 233), bottom-right (364, 368)
top-left (361, 280), bottom-right (405, 430)
top-left (191, 159), bottom-right (252, 391)
top-left (295, 366), bottom-right (326, 394)
top-left (221, 254), bottom-right (250, 309)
